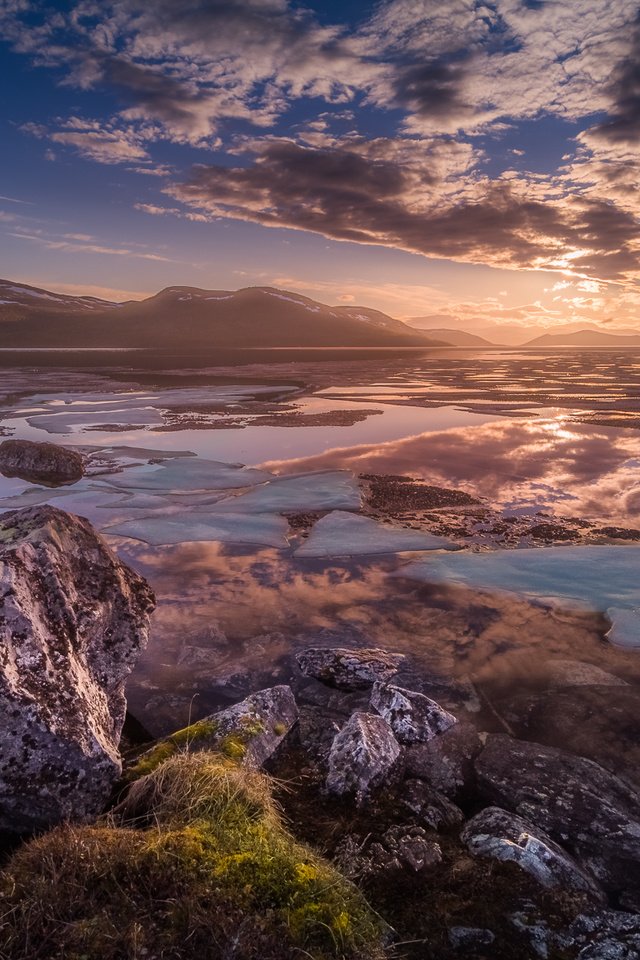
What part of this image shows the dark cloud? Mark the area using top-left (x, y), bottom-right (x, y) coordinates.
top-left (589, 16), bottom-right (640, 144)
top-left (170, 140), bottom-right (640, 280)
top-left (393, 57), bottom-right (471, 120)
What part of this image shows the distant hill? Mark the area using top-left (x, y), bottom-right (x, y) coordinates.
top-left (411, 327), bottom-right (496, 347)
top-left (0, 280), bottom-right (446, 349)
top-left (0, 279), bottom-right (121, 313)
top-left (524, 328), bottom-right (640, 347)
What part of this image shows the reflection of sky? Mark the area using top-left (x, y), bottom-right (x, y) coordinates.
top-left (4, 392), bottom-right (498, 464)
top-left (265, 415), bottom-right (640, 524)
top-left (119, 540), bottom-right (640, 734)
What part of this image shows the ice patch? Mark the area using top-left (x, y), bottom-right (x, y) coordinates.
top-left (295, 511), bottom-right (458, 557)
top-left (398, 546), bottom-right (640, 649)
top-left (104, 512), bottom-right (288, 548)
top-left (103, 457), bottom-right (273, 493)
top-left (27, 408), bottom-right (165, 434)
top-left (209, 471), bottom-right (361, 514)
top-left (605, 607), bottom-right (640, 649)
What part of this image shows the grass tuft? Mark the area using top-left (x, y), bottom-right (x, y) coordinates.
top-left (0, 752), bottom-right (387, 960)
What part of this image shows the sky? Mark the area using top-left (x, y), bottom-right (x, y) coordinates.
top-left (1, 0), bottom-right (640, 338)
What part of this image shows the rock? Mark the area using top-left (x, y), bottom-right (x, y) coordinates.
top-left (448, 926), bottom-right (496, 951)
top-left (0, 506), bottom-right (155, 832)
top-left (296, 646), bottom-right (405, 690)
top-left (370, 682), bottom-right (457, 744)
top-left (513, 686), bottom-right (640, 792)
top-left (461, 806), bottom-right (604, 899)
top-left (545, 659), bottom-right (628, 688)
top-left (474, 735), bottom-right (640, 894)
top-left (365, 825), bottom-right (442, 875)
top-left (400, 779), bottom-right (464, 830)
top-left (404, 722), bottom-right (481, 797)
top-left (567, 910), bottom-right (640, 960)
top-left (132, 685), bottom-right (299, 773)
top-left (508, 904), bottom-right (555, 959)
top-left (0, 439), bottom-right (84, 486)
top-left (326, 711), bottom-right (401, 804)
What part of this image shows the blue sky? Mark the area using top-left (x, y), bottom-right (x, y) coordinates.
top-left (1, 0), bottom-right (640, 337)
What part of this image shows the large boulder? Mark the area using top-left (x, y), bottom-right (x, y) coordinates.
top-left (296, 646), bottom-right (405, 690)
top-left (0, 506), bottom-right (155, 832)
top-left (474, 735), bottom-right (640, 893)
top-left (511, 685), bottom-right (640, 792)
top-left (326, 711), bottom-right (401, 804)
top-left (461, 806), bottom-right (604, 900)
top-left (0, 439), bottom-right (84, 486)
top-left (371, 682), bottom-right (457, 744)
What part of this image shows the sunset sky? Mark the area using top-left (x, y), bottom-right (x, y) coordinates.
top-left (1, 0), bottom-right (640, 337)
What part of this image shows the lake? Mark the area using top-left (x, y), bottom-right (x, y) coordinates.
top-left (1, 348), bottom-right (639, 762)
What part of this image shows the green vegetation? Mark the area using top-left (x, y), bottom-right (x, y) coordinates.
top-left (124, 718), bottom-right (219, 779)
top-left (0, 752), bottom-right (387, 960)
top-left (125, 714), bottom-right (269, 780)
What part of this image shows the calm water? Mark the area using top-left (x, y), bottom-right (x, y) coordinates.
top-left (1, 349), bottom-right (639, 750)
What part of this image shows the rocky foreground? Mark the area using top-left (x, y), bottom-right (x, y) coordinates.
top-left (1, 507), bottom-right (639, 959)
top-left (0, 505), bottom-right (155, 831)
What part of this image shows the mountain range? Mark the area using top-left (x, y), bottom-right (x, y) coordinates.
top-left (2, 279), bottom-right (639, 350)
top-left (0, 280), bottom-right (440, 349)
top-left (523, 329), bottom-right (640, 347)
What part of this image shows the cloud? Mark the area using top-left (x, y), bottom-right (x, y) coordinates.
top-left (3, 0), bottom-right (640, 298)
top-left (587, 15), bottom-right (640, 144)
top-left (11, 230), bottom-right (176, 262)
top-left (169, 138), bottom-right (640, 282)
top-left (22, 118), bottom-right (151, 165)
top-left (134, 203), bottom-right (181, 216)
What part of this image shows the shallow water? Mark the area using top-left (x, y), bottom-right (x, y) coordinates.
top-left (1, 350), bottom-right (639, 742)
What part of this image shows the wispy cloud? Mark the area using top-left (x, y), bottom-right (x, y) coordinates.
top-left (10, 230), bottom-right (177, 262)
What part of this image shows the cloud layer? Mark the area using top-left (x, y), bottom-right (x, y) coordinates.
top-left (3, 0), bottom-right (640, 293)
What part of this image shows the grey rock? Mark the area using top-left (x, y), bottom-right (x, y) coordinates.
top-left (296, 646), bottom-right (404, 690)
top-left (448, 926), bottom-right (496, 951)
top-left (370, 681), bottom-right (457, 744)
top-left (326, 711), bottom-right (401, 804)
top-left (0, 506), bottom-right (155, 832)
top-left (400, 779), bottom-right (464, 830)
top-left (475, 735), bottom-right (640, 893)
top-left (135, 685), bottom-right (299, 771)
top-left (461, 806), bottom-right (604, 899)
top-left (404, 722), bottom-right (481, 797)
top-left (567, 911), bottom-right (640, 960)
top-left (366, 825), bottom-right (442, 875)
top-left (0, 438), bottom-right (84, 486)
top-left (508, 905), bottom-right (554, 959)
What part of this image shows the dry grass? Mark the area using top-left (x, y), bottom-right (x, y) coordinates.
top-left (0, 752), bottom-right (388, 960)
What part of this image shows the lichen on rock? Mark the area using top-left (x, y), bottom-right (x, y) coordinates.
top-left (0, 505), bottom-right (155, 832)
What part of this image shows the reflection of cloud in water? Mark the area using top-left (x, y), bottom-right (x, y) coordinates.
top-left (264, 416), bottom-right (640, 523)
top-left (120, 542), bottom-right (640, 736)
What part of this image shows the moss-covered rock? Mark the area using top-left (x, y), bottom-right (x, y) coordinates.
top-left (126, 685), bottom-right (298, 780)
top-left (0, 751), bottom-right (389, 960)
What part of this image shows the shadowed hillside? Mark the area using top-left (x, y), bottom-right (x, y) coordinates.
top-left (0, 280), bottom-right (443, 349)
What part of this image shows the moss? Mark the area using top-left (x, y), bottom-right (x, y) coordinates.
top-left (125, 719), bottom-right (218, 780)
top-left (126, 715), bottom-right (270, 781)
top-left (1, 752), bottom-right (386, 960)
